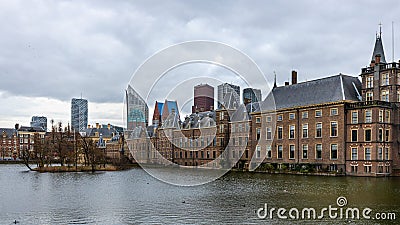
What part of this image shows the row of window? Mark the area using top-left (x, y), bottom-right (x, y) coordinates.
top-left (350, 147), bottom-right (390, 160)
top-left (351, 128), bottom-right (390, 142)
top-left (258, 108), bottom-right (391, 124)
top-left (260, 122), bottom-right (337, 140)
top-left (351, 109), bottom-right (390, 124)
top-left (164, 137), bottom-right (218, 148)
top-left (256, 108), bottom-right (339, 123)
top-left (365, 73), bottom-right (392, 88)
top-left (230, 123), bottom-right (250, 133)
top-left (350, 165), bottom-right (390, 174)
top-left (365, 90), bottom-right (397, 102)
top-left (175, 150), bottom-right (218, 159)
top-left (255, 144), bottom-right (338, 160)
top-left (0, 145), bottom-right (30, 151)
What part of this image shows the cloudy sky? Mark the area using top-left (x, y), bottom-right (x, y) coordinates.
top-left (1, 0), bottom-right (399, 129)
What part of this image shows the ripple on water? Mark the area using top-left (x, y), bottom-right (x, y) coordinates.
top-left (0, 165), bottom-right (399, 224)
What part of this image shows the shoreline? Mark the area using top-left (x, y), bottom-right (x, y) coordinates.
top-left (31, 164), bottom-right (139, 173)
top-left (1, 163), bottom-right (396, 177)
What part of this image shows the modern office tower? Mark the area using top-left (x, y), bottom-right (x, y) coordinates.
top-left (126, 85), bottom-right (149, 130)
top-left (71, 98), bottom-right (88, 132)
top-left (243, 88), bottom-right (262, 105)
top-left (192, 84), bottom-right (214, 113)
top-left (30, 116), bottom-right (47, 131)
top-left (217, 83), bottom-right (240, 109)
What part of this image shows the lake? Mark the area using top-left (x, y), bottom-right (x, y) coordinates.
top-left (0, 164), bottom-right (399, 224)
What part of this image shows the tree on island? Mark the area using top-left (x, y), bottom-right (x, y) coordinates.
top-left (19, 120), bottom-right (112, 172)
top-left (80, 134), bottom-right (105, 172)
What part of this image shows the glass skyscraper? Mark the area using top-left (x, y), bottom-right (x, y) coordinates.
top-left (126, 85), bottom-right (149, 130)
top-left (71, 98), bottom-right (88, 132)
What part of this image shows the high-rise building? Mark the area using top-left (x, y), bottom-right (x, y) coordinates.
top-left (126, 85), bottom-right (149, 130)
top-left (192, 84), bottom-right (214, 113)
top-left (71, 98), bottom-right (88, 132)
top-left (30, 116), bottom-right (47, 131)
top-left (243, 88), bottom-right (262, 105)
top-left (217, 83), bottom-right (240, 109)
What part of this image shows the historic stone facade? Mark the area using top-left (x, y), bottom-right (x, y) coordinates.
top-left (127, 30), bottom-right (400, 177)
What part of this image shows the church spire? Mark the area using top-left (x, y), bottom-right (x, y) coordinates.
top-left (371, 23), bottom-right (387, 63)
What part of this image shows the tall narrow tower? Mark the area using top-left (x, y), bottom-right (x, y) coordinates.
top-left (71, 98), bottom-right (88, 132)
top-left (360, 25), bottom-right (400, 103)
top-left (371, 23), bottom-right (386, 64)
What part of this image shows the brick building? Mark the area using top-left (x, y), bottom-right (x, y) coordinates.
top-left (17, 126), bottom-right (46, 158)
top-left (0, 128), bottom-right (18, 160)
top-left (127, 29), bottom-right (400, 176)
top-left (252, 74), bottom-right (361, 173)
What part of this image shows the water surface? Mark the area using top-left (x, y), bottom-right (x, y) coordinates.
top-left (0, 164), bottom-right (399, 224)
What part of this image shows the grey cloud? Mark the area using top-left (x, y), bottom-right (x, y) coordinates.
top-left (0, 0), bottom-right (399, 106)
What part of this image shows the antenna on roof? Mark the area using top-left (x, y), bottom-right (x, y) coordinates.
top-left (379, 22), bottom-right (383, 38)
top-left (273, 71), bottom-right (277, 88)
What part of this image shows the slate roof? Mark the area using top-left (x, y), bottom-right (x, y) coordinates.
top-left (161, 110), bottom-right (181, 129)
top-left (371, 35), bottom-right (386, 63)
top-left (83, 127), bottom-right (118, 138)
top-left (146, 125), bottom-right (156, 137)
top-left (262, 74), bottom-right (362, 110)
top-left (182, 111), bottom-right (216, 129)
top-left (0, 128), bottom-right (17, 138)
top-left (18, 126), bottom-right (46, 132)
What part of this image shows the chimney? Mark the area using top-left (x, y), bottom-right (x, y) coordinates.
top-left (375, 54), bottom-right (381, 64)
top-left (291, 70), bottom-right (297, 84)
top-left (88, 124), bottom-right (91, 128)
top-left (96, 122), bottom-right (99, 129)
top-left (107, 123), bottom-right (111, 130)
top-left (15, 123), bottom-right (19, 130)
top-left (370, 60), bottom-right (376, 67)
top-left (285, 81), bottom-right (289, 86)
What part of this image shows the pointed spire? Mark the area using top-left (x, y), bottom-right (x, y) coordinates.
top-left (371, 23), bottom-right (387, 63)
top-left (273, 71), bottom-right (277, 88)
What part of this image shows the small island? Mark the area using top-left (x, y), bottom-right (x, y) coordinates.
top-left (18, 122), bottom-right (134, 173)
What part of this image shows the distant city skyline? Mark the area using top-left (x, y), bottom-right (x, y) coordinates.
top-left (1, 1), bottom-right (399, 128)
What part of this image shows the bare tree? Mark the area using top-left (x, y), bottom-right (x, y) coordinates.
top-left (33, 133), bottom-right (47, 168)
top-left (20, 145), bottom-right (33, 171)
top-left (79, 135), bottom-right (103, 172)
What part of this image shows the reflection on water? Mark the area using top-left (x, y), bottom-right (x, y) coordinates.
top-left (0, 164), bottom-right (399, 224)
